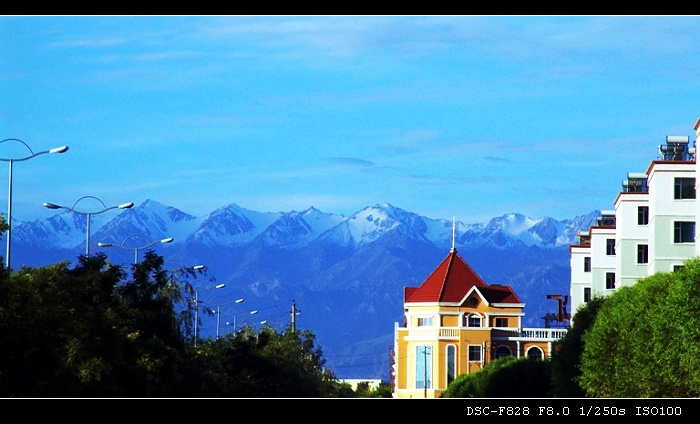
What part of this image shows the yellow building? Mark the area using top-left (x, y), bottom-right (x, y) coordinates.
top-left (392, 247), bottom-right (566, 398)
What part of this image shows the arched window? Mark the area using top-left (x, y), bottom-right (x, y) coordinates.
top-left (446, 345), bottom-right (456, 385)
top-left (494, 345), bottom-right (512, 359)
top-left (465, 313), bottom-right (481, 327)
top-left (415, 345), bottom-right (432, 389)
top-left (527, 346), bottom-right (544, 360)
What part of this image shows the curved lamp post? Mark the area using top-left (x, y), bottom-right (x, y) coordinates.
top-left (194, 283), bottom-right (225, 347)
top-left (214, 298), bottom-right (244, 339)
top-left (97, 233), bottom-right (174, 264)
top-left (43, 196), bottom-right (133, 256)
top-left (167, 261), bottom-right (205, 281)
top-left (0, 138), bottom-right (68, 269)
top-left (227, 310), bottom-right (259, 334)
top-left (167, 263), bottom-right (206, 343)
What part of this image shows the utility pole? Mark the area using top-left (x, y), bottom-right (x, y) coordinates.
top-left (290, 300), bottom-right (300, 332)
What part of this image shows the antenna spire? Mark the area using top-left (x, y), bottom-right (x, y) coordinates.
top-left (451, 216), bottom-right (456, 252)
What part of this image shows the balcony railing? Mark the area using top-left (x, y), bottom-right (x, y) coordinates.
top-left (401, 326), bottom-right (568, 342)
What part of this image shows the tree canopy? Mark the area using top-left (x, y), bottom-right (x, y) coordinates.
top-left (442, 356), bottom-right (552, 398)
top-left (578, 258), bottom-right (700, 397)
top-left (0, 248), bottom-right (350, 397)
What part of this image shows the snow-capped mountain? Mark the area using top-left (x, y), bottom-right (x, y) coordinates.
top-left (15, 199), bottom-right (586, 255)
top-left (5, 199), bottom-right (598, 381)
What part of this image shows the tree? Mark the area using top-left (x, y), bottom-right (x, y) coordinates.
top-left (183, 323), bottom-right (350, 397)
top-left (0, 255), bottom-right (127, 396)
top-left (549, 295), bottom-right (606, 397)
top-left (355, 382), bottom-right (393, 398)
top-left (443, 356), bottom-right (552, 398)
top-left (0, 240), bottom-right (352, 398)
top-left (578, 258), bottom-right (700, 397)
top-left (0, 250), bottom-right (192, 397)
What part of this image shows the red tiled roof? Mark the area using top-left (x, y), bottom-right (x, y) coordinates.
top-left (405, 249), bottom-right (485, 303)
top-left (478, 285), bottom-right (522, 304)
top-left (404, 249), bottom-right (521, 305)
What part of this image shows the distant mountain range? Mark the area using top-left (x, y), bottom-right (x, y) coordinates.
top-left (6, 199), bottom-right (599, 381)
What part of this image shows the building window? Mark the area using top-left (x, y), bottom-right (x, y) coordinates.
top-left (415, 345), bottom-right (432, 389)
top-left (637, 244), bottom-right (648, 264)
top-left (673, 221), bottom-right (695, 243)
top-left (495, 317), bottom-right (508, 327)
top-left (417, 317), bottom-right (433, 327)
top-left (494, 345), bottom-right (512, 359)
top-left (467, 315), bottom-right (481, 328)
top-left (605, 272), bottom-right (615, 290)
top-left (606, 239), bottom-right (616, 255)
top-left (638, 206), bottom-right (649, 225)
top-left (674, 265), bottom-right (685, 272)
top-left (446, 345), bottom-right (456, 385)
top-left (468, 345), bottom-right (482, 362)
top-left (584, 287), bottom-right (591, 302)
top-left (583, 257), bottom-right (591, 272)
top-left (674, 177), bottom-right (696, 199)
top-left (527, 347), bottom-right (543, 360)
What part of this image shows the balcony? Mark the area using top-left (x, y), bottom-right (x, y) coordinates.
top-left (401, 326), bottom-right (568, 342)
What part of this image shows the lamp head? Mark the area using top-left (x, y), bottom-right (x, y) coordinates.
top-left (97, 242), bottom-right (113, 247)
top-left (43, 202), bottom-right (61, 209)
top-left (119, 202), bottom-right (134, 209)
top-left (49, 146), bottom-right (69, 154)
top-left (161, 237), bottom-right (174, 244)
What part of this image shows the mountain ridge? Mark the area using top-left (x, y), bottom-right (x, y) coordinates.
top-left (7, 199), bottom-right (597, 380)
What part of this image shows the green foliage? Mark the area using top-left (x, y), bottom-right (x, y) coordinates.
top-left (0, 214), bottom-right (8, 239)
top-left (186, 324), bottom-right (346, 397)
top-left (368, 383), bottom-right (394, 398)
top-left (0, 251), bottom-right (340, 397)
top-left (352, 381), bottom-right (393, 398)
top-left (579, 259), bottom-right (700, 397)
top-left (0, 255), bottom-right (129, 396)
top-left (443, 356), bottom-right (552, 398)
top-left (549, 296), bottom-right (606, 397)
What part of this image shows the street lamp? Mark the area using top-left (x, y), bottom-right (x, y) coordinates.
top-left (165, 262), bottom-right (206, 343)
top-left (194, 283), bottom-right (225, 347)
top-left (97, 233), bottom-right (174, 264)
top-left (167, 262), bottom-right (205, 282)
top-left (43, 195), bottom-right (133, 256)
top-left (215, 298), bottom-right (244, 339)
top-left (0, 138), bottom-right (68, 269)
top-left (227, 310), bottom-right (259, 333)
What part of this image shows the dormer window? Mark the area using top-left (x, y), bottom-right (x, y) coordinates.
top-left (467, 314), bottom-right (481, 328)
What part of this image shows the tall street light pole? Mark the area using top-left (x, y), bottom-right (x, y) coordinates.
top-left (166, 262), bottom-right (206, 344)
top-left (216, 298), bottom-right (244, 339)
top-left (0, 138), bottom-right (68, 269)
top-left (98, 233), bottom-right (174, 264)
top-left (43, 195), bottom-right (133, 256)
top-left (194, 283), bottom-right (225, 347)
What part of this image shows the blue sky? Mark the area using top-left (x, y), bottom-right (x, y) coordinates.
top-left (1, 15), bottom-right (699, 224)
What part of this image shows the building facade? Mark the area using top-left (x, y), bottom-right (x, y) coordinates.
top-left (392, 248), bottom-right (567, 398)
top-left (393, 115), bottom-right (700, 398)
top-left (569, 117), bottom-right (700, 322)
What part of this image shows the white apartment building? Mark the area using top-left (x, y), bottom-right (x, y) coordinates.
top-left (569, 117), bottom-right (700, 319)
top-left (569, 230), bottom-right (591, 313)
